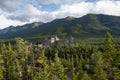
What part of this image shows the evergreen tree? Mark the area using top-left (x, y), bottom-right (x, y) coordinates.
top-left (112, 67), bottom-right (120, 80)
top-left (50, 50), bottom-right (67, 80)
top-left (1, 43), bottom-right (19, 80)
top-left (113, 51), bottom-right (120, 80)
top-left (0, 44), bottom-right (4, 80)
top-left (104, 32), bottom-right (115, 54)
top-left (94, 52), bottom-right (107, 80)
top-left (33, 49), bottom-right (50, 80)
top-left (75, 59), bottom-right (83, 80)
top-left (70, 55), bottom-right (75, 80)
top-left (103, 32), bottom-right (115, 64)
top-left (16, 38), bottom-right (30, 80)
top-left (76, 71), bottom-right (91, 80)
top-left (103, 32), bottom-right (116, 79)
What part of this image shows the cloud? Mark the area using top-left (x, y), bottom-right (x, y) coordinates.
top-left (52, 0), bottom-right (120, 18)
top-left (7, 4), bottom-right (55, 22)
top-left (0, 0), bottom-right (18, 12)
top-left (59, 0), bottom-right (85, 4)
top-left (52, 2), bottom-right (93, 18)
top-left (38, 0), bottom-right (84, 4)
top-left (93, 0), bottom-right (120, 15)
top-left (0, 0), bottom-right (120, 29)
top-left (37, 0), bottom-right (60, 4)
top-left (0, 14), bottom-right (25, 29)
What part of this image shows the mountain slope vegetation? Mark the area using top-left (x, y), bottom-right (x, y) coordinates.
top-left (0, 14), bottom-right (120, 39)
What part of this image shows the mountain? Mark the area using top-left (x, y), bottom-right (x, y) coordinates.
top-left (0, 22), bottom-right (44, 38)
top-left (0, 14), bottom-right (120, 39)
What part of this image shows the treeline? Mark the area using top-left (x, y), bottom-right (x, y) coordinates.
top-left (0, 32), bottom-right (120, 80)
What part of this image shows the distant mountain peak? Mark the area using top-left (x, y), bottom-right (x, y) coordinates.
top-left (65, 16), bottom-right (75, 20)
top-left (0, 14), bottom-right (120, 39)
top-left (4, 25), bottom-right (14, 29)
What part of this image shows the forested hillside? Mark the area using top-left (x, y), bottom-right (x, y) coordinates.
top-left (0, 14), bottom-right (120, 39)
top-left (0, 32), bottom-right (120, 80)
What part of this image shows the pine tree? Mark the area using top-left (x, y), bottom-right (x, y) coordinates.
top-left (16, 38), bottom-right (30, 80)
top-left (0, 44), bottom-right (4, 80)
top-left (1, 43), bottom-right (19, 80)
top-left (113, 51), bottom-right (120, 80)
top-left (33, 49), bottom-right (50, 80)
top-left (50, 50), bottom-right (67, 80)
top-left (112, 67), bottom-right (120, 80)
top-left (104, 32), bottom-right (115, 54)
top-left (1, 44), bottom-right (8, 80)
top-left (103, 32), bottom-right (116, 79)
top-left (94, 52), bottom-right (107, 80)
top-left (103, 32), bottom-right (115, 64)
top-left (76, 71), bottom-right (91, 80)
top-left (70, 55), bottom-right (75, 80)
top-left (75, 59), bottom-right (83, 80)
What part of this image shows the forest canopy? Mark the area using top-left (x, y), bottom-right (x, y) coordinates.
top-left (0, 32), bottom-right (120, 80)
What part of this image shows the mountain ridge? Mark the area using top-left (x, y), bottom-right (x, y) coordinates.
top-left (0, 14), bottom-right (120, 39)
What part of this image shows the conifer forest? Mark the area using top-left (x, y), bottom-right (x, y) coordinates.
top-left (0, 32), bottom-right (120, 80)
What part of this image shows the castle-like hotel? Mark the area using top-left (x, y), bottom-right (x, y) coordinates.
top-left (31, 35), bottom-right (74, 48)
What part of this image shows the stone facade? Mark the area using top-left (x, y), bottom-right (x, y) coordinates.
top-left (32, 35), bottom-right (74, 48)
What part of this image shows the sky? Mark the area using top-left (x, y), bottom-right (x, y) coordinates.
top-left (0, 0), bottom-right (120, 29)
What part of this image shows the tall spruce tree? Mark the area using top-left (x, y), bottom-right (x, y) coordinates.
top-left (33, 49), bottom-right (50, 80)
top-left (103, 32), bottom-right (116, 79)
top-left (75, 59), bottom-right (84, 80)
top-left (104, 32), bottom-right (115, 55)
top-left (113, 50), bottom-right (120, 80)
top-left (94, 51), bottom-right (107, 80)
top-left (50, 50), bottom-right (67, 80)
top-left (76, 71), bottom-right (91, 80)
top-left (0, 44), bottom-right (4, 80)
top-left (69, 55), bottom-right (75, 80)
top-left (1, 43), bottom-right (19, 80)
top-left (16, 38), bottom-right (30, 80)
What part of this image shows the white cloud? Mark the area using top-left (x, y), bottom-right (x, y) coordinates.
top-left (93, 0), bottom-right (120, 15)
top-left (7, 4), bottom-right (55, 22)
top-left (0, 15), bottom-right (25, 29)
top-left (37, 0), bottom-right (60, 4)
top-left (0, 0), bottom-right (18, 12)
top-left (59, 0), bottom-right (85, 4)
top-left (35, 0), bottom-right (85, 5)
top-left (52, 0), bottom-right (120, 18)
top-left (52, 2), bottom-right (94, 18)
top-left (0, 0), bottom-right (120, 29)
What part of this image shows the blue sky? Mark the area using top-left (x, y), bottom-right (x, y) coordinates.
top-left (0, 0), bottom-right (120, 29)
